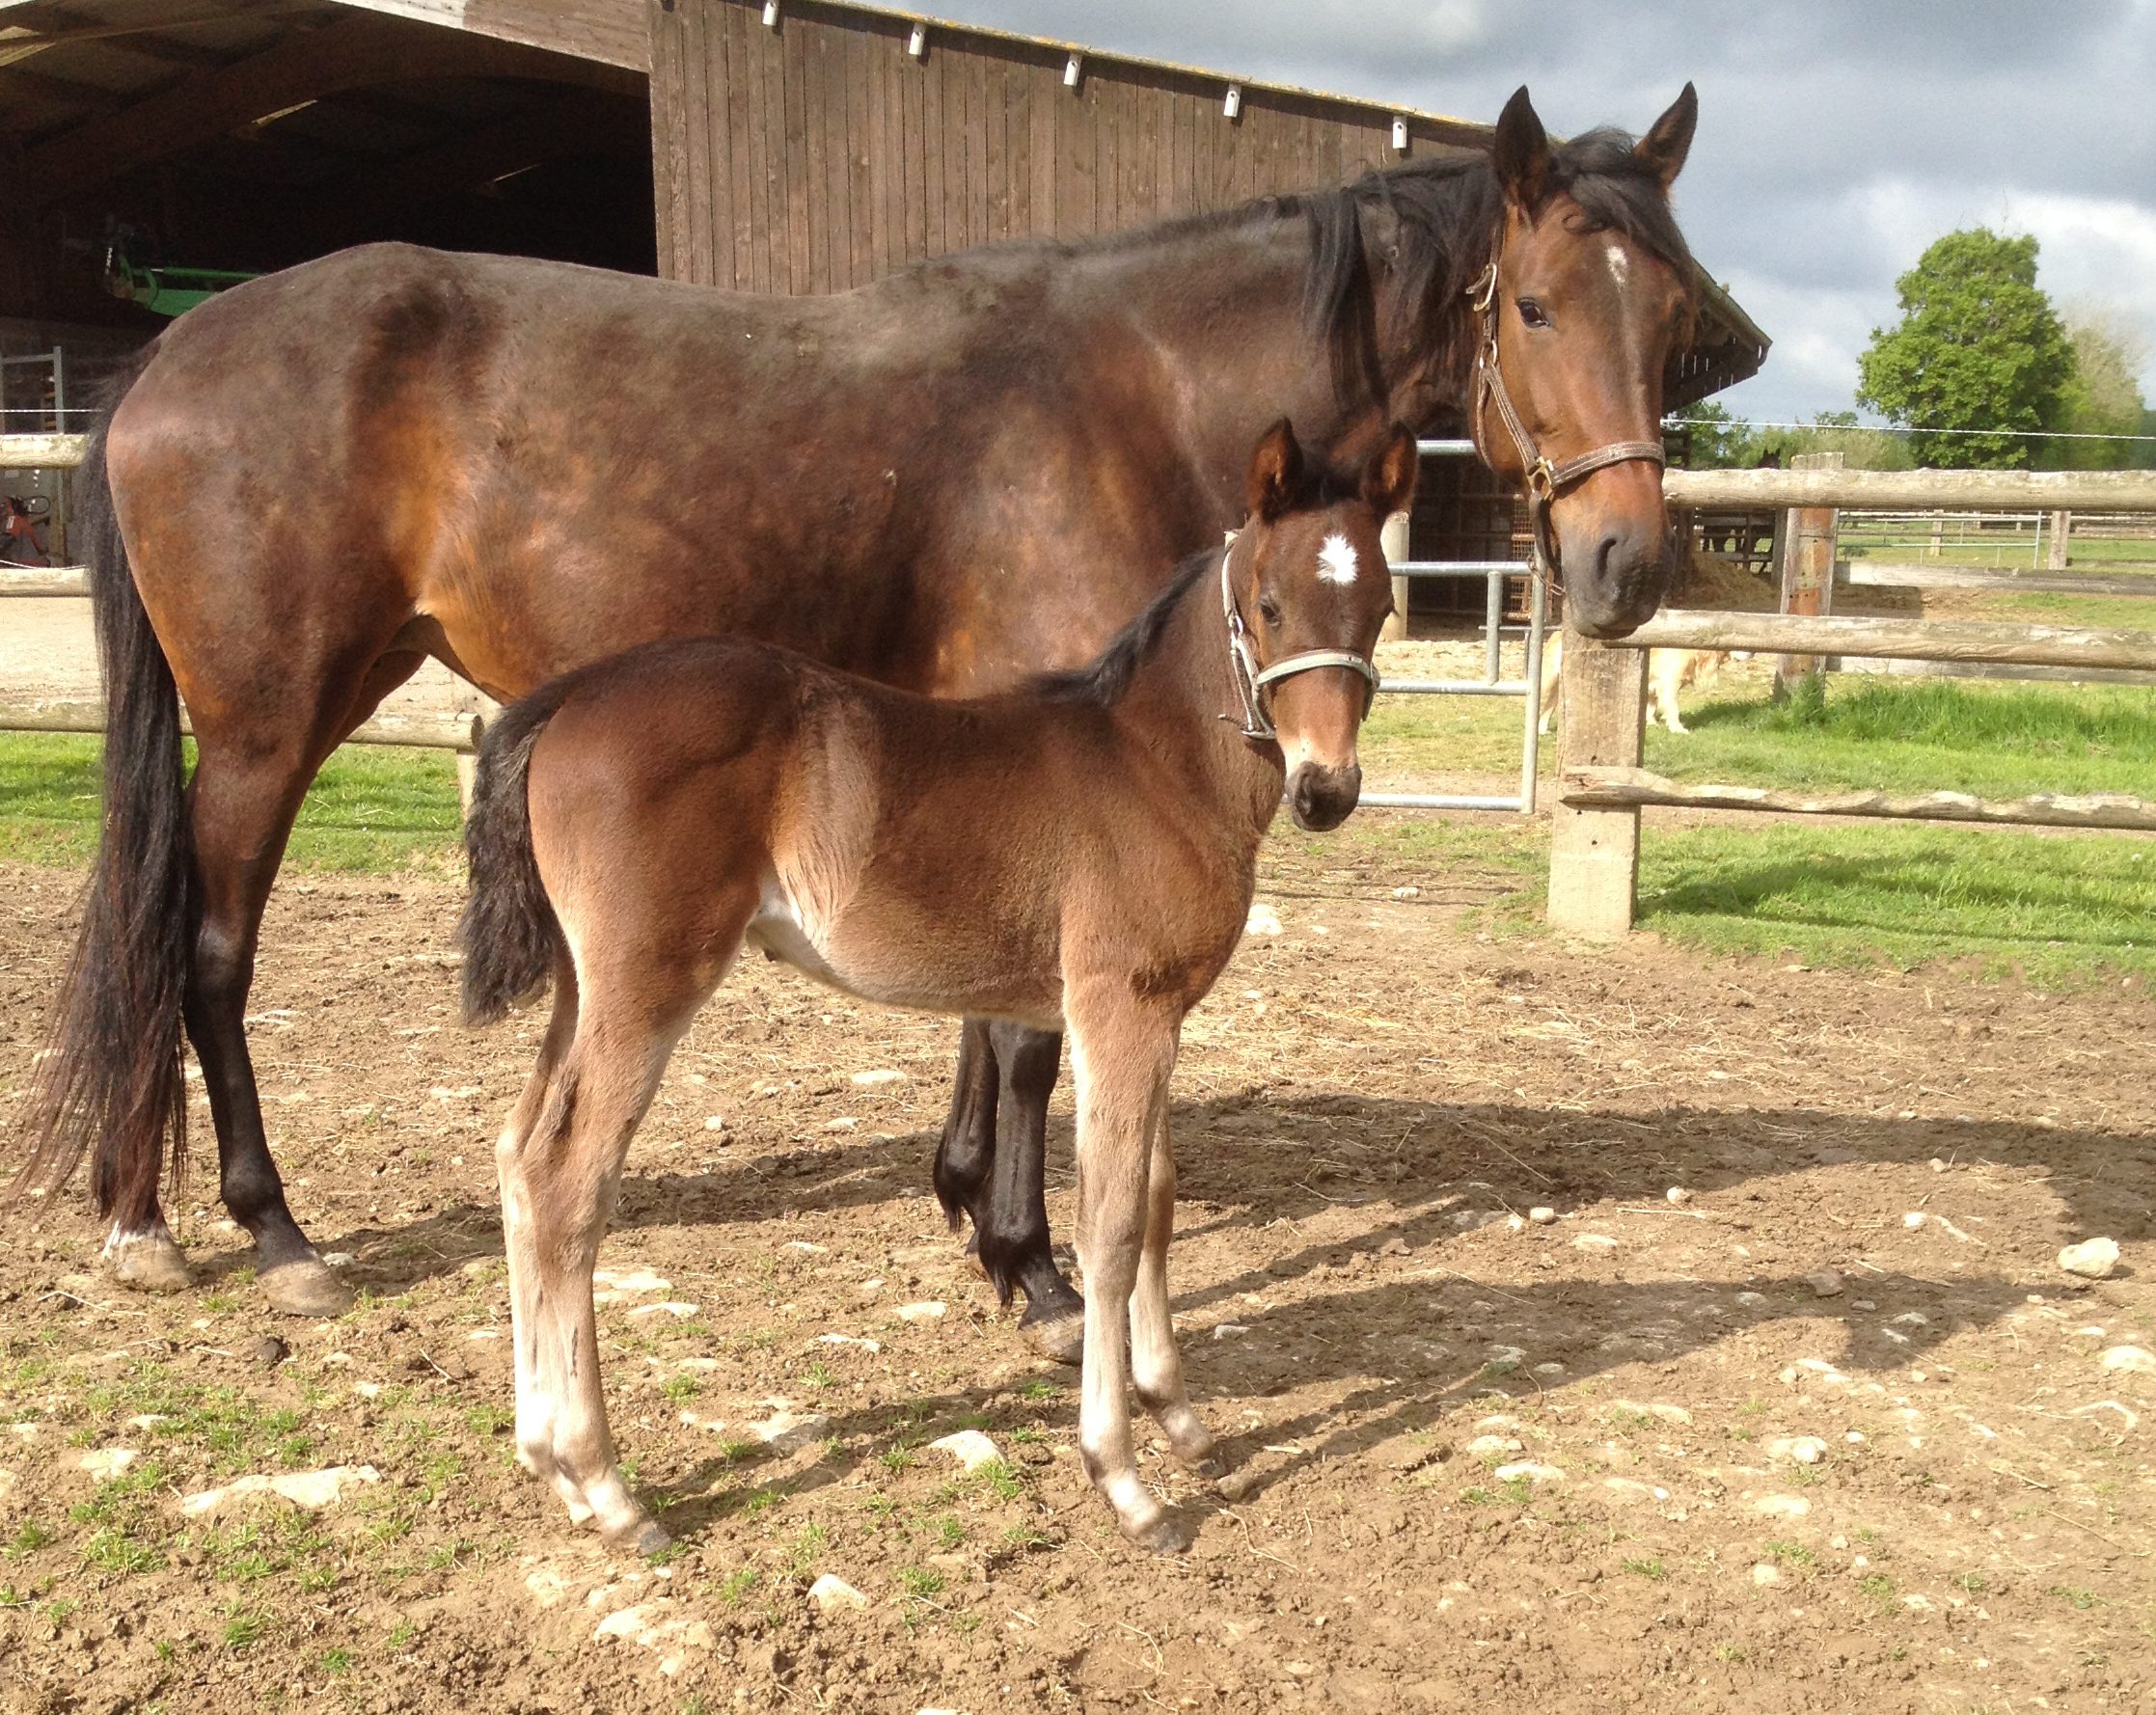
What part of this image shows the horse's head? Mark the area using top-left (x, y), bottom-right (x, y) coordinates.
top-left (1226, 419), bottom-right (1416, 831)
top-left (1470, 84), bottom-right (1698, 638)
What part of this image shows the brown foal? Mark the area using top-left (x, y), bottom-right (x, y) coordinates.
top-left (456, 422), bottom-right (1414, 1554)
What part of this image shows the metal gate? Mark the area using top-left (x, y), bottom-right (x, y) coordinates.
top-left (1361, 438), bottom-right (1549, 814)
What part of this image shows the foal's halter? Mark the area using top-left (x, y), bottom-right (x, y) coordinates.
top-left (1465, 248), bottom-right (1667, 585)
top-left (1219, 541), bottom-right (1380, 746)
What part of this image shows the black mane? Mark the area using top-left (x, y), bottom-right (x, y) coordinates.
top-left (1027, 446), bottom-right (1379, 710)
top-left (1026, 548), bottom-right (1217, 707)
top-left (1109, 125), bottom-right (1695, 410)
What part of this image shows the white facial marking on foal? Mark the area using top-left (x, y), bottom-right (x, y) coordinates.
top-left (1605, 243), bottom-right (1630, 290)
top-left (1317, 531), bottom-right (1358, 586)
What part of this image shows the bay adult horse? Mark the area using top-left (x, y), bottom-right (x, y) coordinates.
top-left (459, 421), bottom-right (1410, 1554)
top-left (19, 85), bottom-right (1702, 1340)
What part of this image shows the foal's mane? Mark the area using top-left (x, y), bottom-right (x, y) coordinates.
top-left (1081, 125), bottom-right (1696, 409)
top-left (1026, 548), bottom-right (1217, 708)
top-left (1027, 453), bottom-right (1377, 710)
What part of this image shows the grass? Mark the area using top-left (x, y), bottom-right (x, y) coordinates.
top-left (1639, 822), bottom-right (2156, 985)
top-left (0, 733), bottom-right (462, 871)
top-left (1651, 676), bottom-right (2156, 801)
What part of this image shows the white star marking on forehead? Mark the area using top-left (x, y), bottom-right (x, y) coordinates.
top-left (1316, 531), bottom-right (1359, 586)
top-left (1605, 243), bottom-right (1630, 289)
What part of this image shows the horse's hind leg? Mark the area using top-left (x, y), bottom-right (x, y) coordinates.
top-left (1129, 1109), bottom-right (1214, 1472)
top-left (181, 649), bottom-right (426, 1316)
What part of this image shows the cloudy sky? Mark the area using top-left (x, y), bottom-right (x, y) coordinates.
top-left (925, 0), bottom-right (2156, 426)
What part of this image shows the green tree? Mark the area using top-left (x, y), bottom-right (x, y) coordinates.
top-left (1669, 399), bottom-right (1757, 468)
top-left (2044, 307), bottom-right (2150, 470)
top-left (1855, 228), bottom-right (2074, 469)
top-left (1752, 410), bottom-right (1915, 472)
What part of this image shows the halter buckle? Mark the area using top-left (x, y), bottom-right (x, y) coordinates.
top-left (1526, 458), bottom-right (1557, 501)
top-left (1467, 260), bottom-right (1498, 314)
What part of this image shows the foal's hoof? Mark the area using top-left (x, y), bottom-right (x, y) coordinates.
top-left (1019, 1303), bottom-right (1085, 1368)
top-left (258, 1256), bottom-right (354, 1319)
top-left (104, 1231), bottom-right (191, 1294)
top-left (961, 1233), bottom-right (989, 1282)
top-left (1132, 1511), bottom-right (1192, 1557)
top-left (606, 1513), bottom-right (674, 1558)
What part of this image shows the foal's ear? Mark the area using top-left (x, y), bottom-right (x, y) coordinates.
top-left (1634, 83), bottom-right (1697, 190)
top-left (1362, 422), bottom-right (1418, 519)
top-left (1493, 86), bottom-right (1549, 209)
top-left (1246, 419), bottom-right (1303, 523)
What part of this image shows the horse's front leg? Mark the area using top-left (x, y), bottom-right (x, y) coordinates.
top-left (983, 1021), bottom-right (1085, 1362)
top-left (935, 1021), bottom-right (1085, 1365)
top-left (1067, 997), bottom-right (1186, 1552)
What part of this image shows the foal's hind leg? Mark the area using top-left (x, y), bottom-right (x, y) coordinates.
top-left (1067, 999), bottom-right (1185, 1552)
top-left (1129, 1110), bottom-right (1214, 1472)
top-left (504, 893), bottom-right (750, 1552)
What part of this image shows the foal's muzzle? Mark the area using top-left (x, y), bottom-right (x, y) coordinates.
top-left (1289, 762), bottom-right (1362, 832)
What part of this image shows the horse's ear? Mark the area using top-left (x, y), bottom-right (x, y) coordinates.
top-left (1634, 83), bottom-right (1697, 190)
top-left (1362, 423), bottom-right (1418, 519)
top-left (1493, 86), bottom-right (1549, 209)
top-left (1246, 419), bottom-right (1303, 523)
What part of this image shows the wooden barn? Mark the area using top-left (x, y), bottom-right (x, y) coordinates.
top-left (1, 0), bottom-right (1767, 597)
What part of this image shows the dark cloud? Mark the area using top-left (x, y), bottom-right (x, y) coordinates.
top-left (924, 0), bottom-right (2156, 419)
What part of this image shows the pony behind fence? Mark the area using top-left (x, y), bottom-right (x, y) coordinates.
top-left (457, 422), bottom-right (1414, 1553)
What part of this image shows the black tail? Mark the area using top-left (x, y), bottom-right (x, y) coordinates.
top-left (458, 680), bottom-right (580, 1025)
top-left (17, 352), bottom-right (196, 1220)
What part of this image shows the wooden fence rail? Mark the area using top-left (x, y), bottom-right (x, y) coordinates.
top-left (1663, 467), bottom-right (2156, 511)
top-left (1, 698), bottom-right (483, 753)
top-left (0, 433), bottom-right (88, 470)
top-left (1624, 610), bottom-right (2156, 672)
top-left (1547, 602), bottom-right (2156, 938)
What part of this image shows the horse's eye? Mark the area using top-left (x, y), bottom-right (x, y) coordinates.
top-left (1257, 595), bottom-right (1283, 626)
top-left (1516, 297), bottom-right (1550, 330)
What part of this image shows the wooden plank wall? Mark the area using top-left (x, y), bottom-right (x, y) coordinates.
top-left (649, 0), bottom-right (1486, 291)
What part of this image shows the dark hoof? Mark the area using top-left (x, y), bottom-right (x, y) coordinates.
top-left (104, 1232), bottom-right (191, 1294)
top-left (258, 1256), bottom-right (354, 1318)
top-left (961, 1232), bottom-right (988, 1281)
top-left (1018, 1304), bottom-right (1084, 1367)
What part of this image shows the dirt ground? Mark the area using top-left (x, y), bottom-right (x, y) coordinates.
top-left (2, 842), bottom-right (2154, 1715)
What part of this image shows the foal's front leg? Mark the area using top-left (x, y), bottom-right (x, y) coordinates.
top-left (1068, 1001), bottom-right (1187, 1551)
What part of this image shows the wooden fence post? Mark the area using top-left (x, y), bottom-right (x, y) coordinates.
top-left (1545, 636), bottom-right (1647, 938)
top-left (2047, 509), bottom-right (2071, 571)
top-left (1775, 450), bottom-right (1842, 693)
top-left (1380, 510), bottom-right (1410, 642)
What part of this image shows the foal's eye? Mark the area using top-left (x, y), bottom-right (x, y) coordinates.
top-left (1516, 297), bottom-right (1550, 330)
top-left (1256, 595), bottom-right (1283, 626)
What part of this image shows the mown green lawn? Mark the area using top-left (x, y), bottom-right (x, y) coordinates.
top-left (0, 734), bottom-right (462, 873)
top-left (1652, 675), bottom-right (2156, 799)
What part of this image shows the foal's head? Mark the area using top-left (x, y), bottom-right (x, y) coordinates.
top-left (1230, 419), bottom-right (1417, 832)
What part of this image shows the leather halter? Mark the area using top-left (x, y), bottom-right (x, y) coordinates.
top-left (1465, 248), bottom-right (1667, 584)
top-left (1219, 536), bottom-right (1380, 746)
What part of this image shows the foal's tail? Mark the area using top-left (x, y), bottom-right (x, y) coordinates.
top-left (17, 350), bottom-right (196, 1218)
top-left (458, 681), bottom-right (580, 1025)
